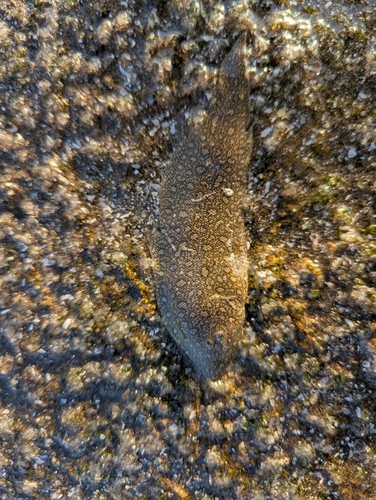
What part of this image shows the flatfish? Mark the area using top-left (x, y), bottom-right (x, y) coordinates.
top-left (153, 34), bottom-right (252, 379)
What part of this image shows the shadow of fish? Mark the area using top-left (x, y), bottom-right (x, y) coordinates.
top-left (152, 33), bottom-right (253, 379)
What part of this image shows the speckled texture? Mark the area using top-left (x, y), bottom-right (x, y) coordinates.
top-left (153, 34), bottom-right (252, 379)
top-left (1, 0), bottom-right (376, 499)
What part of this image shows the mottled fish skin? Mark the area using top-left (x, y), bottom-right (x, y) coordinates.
top-left (153, 34), bottom-right (252, 379)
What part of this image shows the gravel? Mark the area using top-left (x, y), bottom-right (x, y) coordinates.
top-left (0, 0), bottom-right (375, 498)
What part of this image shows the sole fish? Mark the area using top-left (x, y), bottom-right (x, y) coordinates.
top-left (153, 33), bottom-right (252, 379)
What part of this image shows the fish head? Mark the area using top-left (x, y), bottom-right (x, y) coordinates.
top-left (168, 295), bottom-right (245, 380)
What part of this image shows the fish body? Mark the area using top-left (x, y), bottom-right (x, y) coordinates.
top-left (153, 34), bottom-right (252, 379)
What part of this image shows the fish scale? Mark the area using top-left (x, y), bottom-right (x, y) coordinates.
top-left (152, 33), bottom-right (253, 379)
